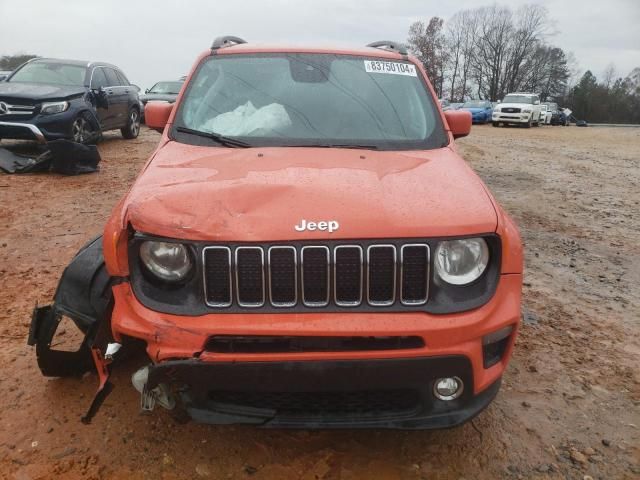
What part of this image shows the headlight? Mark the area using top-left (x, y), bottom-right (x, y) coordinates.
top-left (435, 238), bottom-right (489, 285)
top-left (139, 241), bottom-right (193, 282)
top-left (40, 101), bottom-right (69, 115)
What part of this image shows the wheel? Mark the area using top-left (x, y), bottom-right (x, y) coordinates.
top-left (71, 112), bottom-right (97, 144)
top-left (121, 108), bottom-right (140, 139)
top-left (524, 116), bottom-right (532, 128)
top-left (492, 122), bottom-right (499, 127)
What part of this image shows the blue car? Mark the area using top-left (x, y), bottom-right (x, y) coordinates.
top-left (460, 100), bottom-right (493, 124)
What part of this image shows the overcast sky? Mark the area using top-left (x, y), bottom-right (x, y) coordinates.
top-left (1, 0), bottom-right (639, 90)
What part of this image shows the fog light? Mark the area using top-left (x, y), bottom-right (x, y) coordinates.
top-left (433, 377), bottom-right (464, 401)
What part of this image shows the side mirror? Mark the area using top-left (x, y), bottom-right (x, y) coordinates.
top-left (444, 110), bottom-right (471, 139)
top-left (91, 87), bottom-right (109, 109)
top-left (145, 101), bottom-right (174, 133)
top-left (145, 88), bottom-right (150, 94)
top-left (534, 100), bottom-right (540, 105)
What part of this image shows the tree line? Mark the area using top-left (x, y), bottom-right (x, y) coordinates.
top-left (0, 54), bottom-right (38, 70)
top-left (407, 4), bottom-right (639, 124)
top-left (564, 69), bottom-right (640, 124)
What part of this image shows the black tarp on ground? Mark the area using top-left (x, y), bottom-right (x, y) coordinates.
top-left (0, 140), bottom-right (100, 175)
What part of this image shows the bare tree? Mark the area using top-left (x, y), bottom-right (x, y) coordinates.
top-left (445, 15), bottom-right (464, 101)
top-left (472, 5), bottom-right (513, 100)
top-left (503, 4), bottom-right (549, 93)
top-left (458, 10), bottom-right (480, 101)
top-left (602, 63), bottom-right (617, 89)
top-left (408, 4), bottom-right (571, 103)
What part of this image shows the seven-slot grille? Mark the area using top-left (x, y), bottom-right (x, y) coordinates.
top-left (203, 243), bottom-right (430, 309)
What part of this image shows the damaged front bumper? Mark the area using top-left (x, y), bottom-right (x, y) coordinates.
top-left (0, 121), bottom-right (46, 143)
top-left (139, 356), bottom-right (501, 429)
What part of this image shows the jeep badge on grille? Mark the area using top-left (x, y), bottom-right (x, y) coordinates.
top-left (294, 219), bottom-right (339, 233)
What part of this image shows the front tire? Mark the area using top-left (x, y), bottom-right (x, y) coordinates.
top-left (121, 108), bottom-right (140, 139)
top-left (71, 112), bottom-right (98, 144)
top-left (524, 116), bottom-right (532, 128)
top-left (492, 122), bottom-right (499, 127)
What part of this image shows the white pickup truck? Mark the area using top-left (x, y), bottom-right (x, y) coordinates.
top-left (492, 92), bottom-right (543, 128)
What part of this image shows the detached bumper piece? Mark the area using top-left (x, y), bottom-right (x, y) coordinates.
top-left (0, 140), bottom-right (100, 175)
top-left (146, 356), bottom-right (501, 429)
top-left (27, 236), bottom-right (117, 423)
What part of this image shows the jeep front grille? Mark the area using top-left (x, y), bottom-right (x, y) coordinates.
top-left (203, 242), bottom-right (430, 309)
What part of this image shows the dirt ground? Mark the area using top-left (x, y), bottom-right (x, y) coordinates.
top-left (0, 124), bottom-right (638, 480)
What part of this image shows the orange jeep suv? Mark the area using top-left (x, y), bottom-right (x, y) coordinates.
top-left (29, 37), bottom-right (523, 429)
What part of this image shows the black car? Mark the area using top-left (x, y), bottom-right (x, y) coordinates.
top-left (140, 80), bottom-right (183, 105)
top-left (0, 58), bottom-right (141, 144)
top-left (543, 101), bottom-right (569, 126)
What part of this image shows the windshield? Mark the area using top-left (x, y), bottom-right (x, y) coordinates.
top-left (174, 54), bottom-right (447, 150)
top-left (503, 95), bottom-right (535, 104)
top-left (150, 81), bottom-right (183, 94)
top-left (9, 62), bottom-right (86, 86)
top-left (462, 101), bottom-right (488, 108)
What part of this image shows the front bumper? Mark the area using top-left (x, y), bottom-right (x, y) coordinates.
top-left (0, 121), bottom-right (46, 143)
top-left (0, 109), bottom-right (80, 143)
top-left (146, 356), bottom-right (502, 429)
top-left (111, 274), bottom-right (522, 429)
top-left (492, 112), bottom-right (531, 124)
top-left (471, 113), bottom-right (488, 123)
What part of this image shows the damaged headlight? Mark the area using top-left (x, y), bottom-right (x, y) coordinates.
top-left (139, 241), bottom-right (193, 282)
top-left (40, 101), bottom-right (69, 115)
top-left (435, 238), bottom-right (489, 285)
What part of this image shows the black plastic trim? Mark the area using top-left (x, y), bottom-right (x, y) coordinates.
top-left (211, 36), bottom-right (247, 50)
top-left (128, 233), bottom-right (502, 316)
top-left (146, 356), bottom-right (501, 429)
top-left (205, 335), bottom-right (425, 353)
top-left (366, 40), bottom-right (408, 56)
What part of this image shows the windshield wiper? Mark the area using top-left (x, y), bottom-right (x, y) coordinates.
top-left (290, 144), bottom-right (380, 150)
top-left (176, 126), bottom-right (252, 148)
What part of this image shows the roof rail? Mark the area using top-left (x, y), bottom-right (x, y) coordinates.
top-left (366, 41), bottom-right (408, 56)
top-left (211, 36), bottom-right (247, 51)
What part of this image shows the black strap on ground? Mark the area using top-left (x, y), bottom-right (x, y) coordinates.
top-left (80, 299), bottom-right (115, 424)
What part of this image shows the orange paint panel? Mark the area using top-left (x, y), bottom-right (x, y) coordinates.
top-left (110, 274), bottom-right (521, 394)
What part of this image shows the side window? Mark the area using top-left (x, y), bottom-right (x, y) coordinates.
top-left (90, 68), bottom-right (108, 89)
top-left (104, 68), bottom-right (120, 87)
top-left (115, 70), bottom-right (129, 86)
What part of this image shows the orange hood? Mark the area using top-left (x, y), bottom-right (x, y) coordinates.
top-left (124, 141), bottom-right (497, 241)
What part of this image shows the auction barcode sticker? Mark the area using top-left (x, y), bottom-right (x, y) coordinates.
top-left (364, 60), bottom-right (417, 76)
